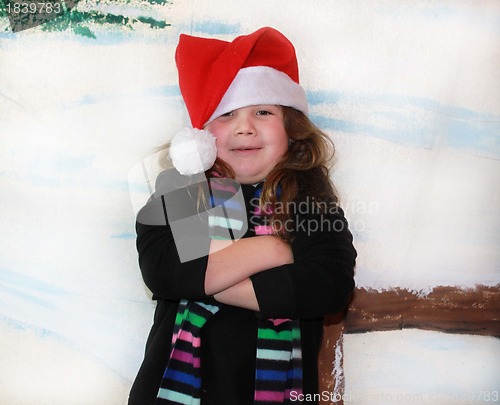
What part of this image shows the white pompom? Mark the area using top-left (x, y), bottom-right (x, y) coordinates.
top-left (169, 127), bottom-right (217, 175)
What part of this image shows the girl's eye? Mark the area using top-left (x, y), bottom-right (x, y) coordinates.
top-left (220, 111), bottom-right (234, 117)
top-left (256, 110), bottom-right (272, 116)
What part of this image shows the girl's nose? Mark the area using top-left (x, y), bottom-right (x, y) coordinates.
top-left (234, 113), bottom-right (256, 136)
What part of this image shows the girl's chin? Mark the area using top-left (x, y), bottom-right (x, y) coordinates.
top-left (234, 172), bottom-right (266, 184)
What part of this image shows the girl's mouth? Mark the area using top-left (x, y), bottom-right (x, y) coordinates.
top-left (231, 147), bottom-right (262, 153)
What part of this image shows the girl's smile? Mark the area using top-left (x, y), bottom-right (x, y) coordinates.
top-left (205, 104), bottom-right (289, 184)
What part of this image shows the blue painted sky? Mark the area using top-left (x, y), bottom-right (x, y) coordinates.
top-left (0, 264), bottom-right (152, 378)
top-left (308, 90), bottom-right (500, 160)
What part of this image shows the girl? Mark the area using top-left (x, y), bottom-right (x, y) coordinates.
top-left (129, 27), bottom-right (356, 405)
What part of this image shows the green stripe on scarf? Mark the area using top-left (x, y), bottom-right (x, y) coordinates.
top-left (258, 328), bottom-right (293, 341)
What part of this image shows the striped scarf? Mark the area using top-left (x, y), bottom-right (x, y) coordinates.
top-left (156, 179), bottom-right (303, 404)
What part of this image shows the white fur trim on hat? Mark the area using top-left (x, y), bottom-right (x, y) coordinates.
top-left (169, 127), bottom-right (217, 175)
top-left (206, 66), bottom-right (308, 125)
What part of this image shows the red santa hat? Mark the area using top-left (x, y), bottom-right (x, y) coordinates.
top-left (169, 27), bottom-right (308, 175)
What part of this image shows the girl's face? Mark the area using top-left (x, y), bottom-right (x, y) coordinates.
top-left (206, 105), bottom-right (289, 184)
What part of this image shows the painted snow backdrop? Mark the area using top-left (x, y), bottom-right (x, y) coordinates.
top-left (0, 1), bottom-right (499, 404)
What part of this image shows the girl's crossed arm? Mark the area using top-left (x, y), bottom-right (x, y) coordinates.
top-left (205, 236), bottom-right (293, 311)
top-left (214, 210), bottom-right (357, 318)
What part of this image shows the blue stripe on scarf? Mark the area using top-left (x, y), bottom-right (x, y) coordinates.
top-left (163, 369), bottom-right (201, 387)
top-left (209, 196), bottom-right (243, 210)
top-left (255, 369), bottom-right (288, 381)
top-left (287, 367), bottom-right (303, 379)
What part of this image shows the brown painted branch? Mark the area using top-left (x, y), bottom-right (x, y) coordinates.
top-left (317, 285), bottom-right (499, 405)
top-left (343, 285), bottom-right (500, 337)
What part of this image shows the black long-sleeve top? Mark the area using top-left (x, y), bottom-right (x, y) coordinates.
top-left (128, 170), bottom-right (356, 405)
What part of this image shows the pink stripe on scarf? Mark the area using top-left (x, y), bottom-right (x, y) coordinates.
top-left (254, 205), bottom-right (272, 216)
top-left (254, 390), bottom-right (285, 402)
top-left (270, 318), bottom-right (288, 326)
top-left (255, 225), bottom-right (273, 235)
top-left (173, 330), bottom-right (201, 348)
top-left (171, 349), bottom-right (201, 368)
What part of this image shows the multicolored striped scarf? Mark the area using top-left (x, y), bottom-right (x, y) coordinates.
top-left (156, 179), bottom-right (303, 404)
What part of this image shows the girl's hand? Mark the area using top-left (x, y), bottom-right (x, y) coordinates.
top-left (213, 278), bottom-right (260, 311)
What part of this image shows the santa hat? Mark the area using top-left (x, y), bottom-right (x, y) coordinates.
top-left (169, 27), bottom-right (308, 175)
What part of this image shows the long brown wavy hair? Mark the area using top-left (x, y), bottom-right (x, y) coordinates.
top-left (207, 106), bottom-right (339, 241)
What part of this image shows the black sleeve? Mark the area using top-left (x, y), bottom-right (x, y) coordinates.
top-left (136, 221), bottom-right (210, 300)
top-left (135, 170), bottom-right (211, 300)
top-left (250, 208), bottom-right (356, 319)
